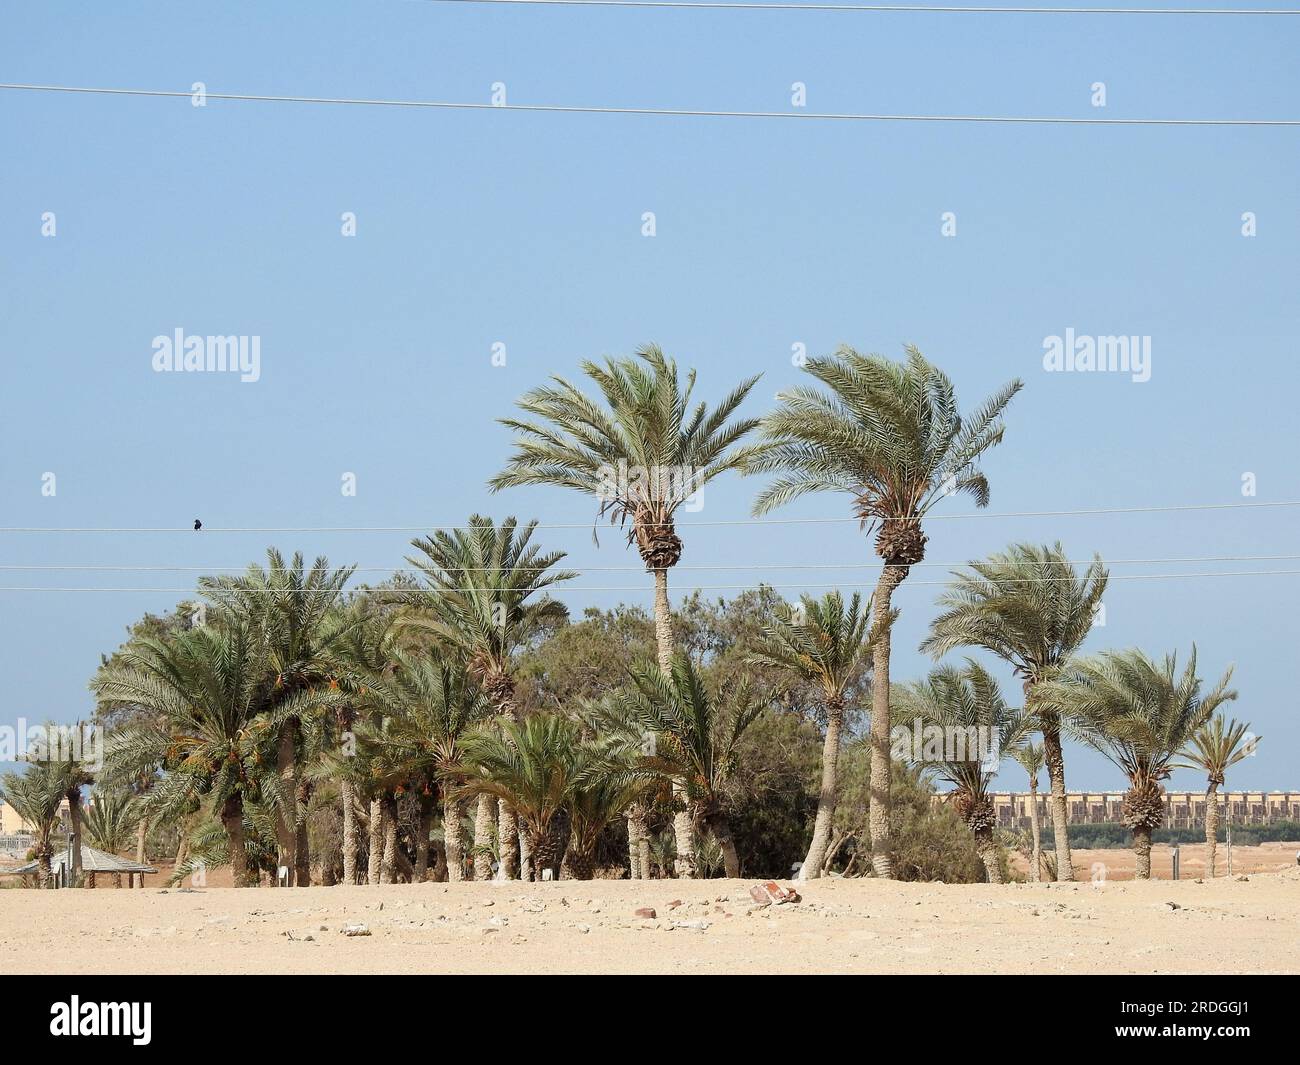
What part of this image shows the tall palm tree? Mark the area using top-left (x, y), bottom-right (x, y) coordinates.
top-left (95, 623), bottom-right (321, 887)
top-left (1041, 647), bottom-right (1236, 880)
top-left (920, 542), bottom-right (1107, 882)
top-left (1178, 715), bottom-right (1259, 878)
top-left (617, 654), bottom-right (764, 878)
top-left (200, 550), bottom-right (355, 886)
top-left (749, 346), bottom-right (1021, 877)
top-left (1009, 741), bottom-right (1046, 882)
top-left (82, 789), bottom-right (140, 888)
top-left (1, 761), bottom-right (66, 887)
top-left (43, 725), bottom-right (96, 886)
top-left (895, 661), bottom-right (1029, 883)
top-left (404, 515), bottom-right (574, 880)
top-left (489, 345), bottom-right (765, 876)
top-left (748, 591), bottom-right (883, 879)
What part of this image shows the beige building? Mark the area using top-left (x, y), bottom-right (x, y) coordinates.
top-left (0, 798), bottom-right (72, 835)
top-left (988, 791), bottom-right (1300, 831)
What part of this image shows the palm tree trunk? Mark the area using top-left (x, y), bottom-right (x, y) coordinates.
top-left (801, 698), bottom-right (844, 879)
top-left (112, 872), bottom-right (123, 889)
top-left (497, 800), bottom-right (519, 880)
top-left (367, 797), bottom-right (383, 886)
top-left (1205, 782), bottom-right (1220, 878)
top-left (294, 779), bottom-right (312, 886)
top-left (626, 806), bottom-right (647, 879)
top-left (473, 794), bottom-right (495, 880)
top-left (868, 564), bottom-right (904, 878)
top-left (709, 813), bottom-right (742, 878)
top-left (529, 822), bottom-right (560, 882)
top-left (37, 850), bottom-right (52, 889)
top-left (380, 796), bottom-right (398, 884)
top-left (173, 834), bottom-right (189, 887)
top-left (443, 798), bottom-right (466, 882)
top-left (414, 805), bottom-right (433, 881)
top-left (518, 825), bottom-right (532, 882)
top-left (341, 778), bottom-right (359, 885)
top-left (1132, 824), bottom-right (1153, 880)
top-left (221, 794), bottom-right (253, 887)
top-left (653, 565), bottom-right (696, 880)
top-left (1041, 721), bottom-right (1075, 882)
top-left (276, 720), bottom-right (299, 885)
top-left (134, 816), bottom-right (149, 888)
top-left (974, 826), bottom-right (1002, 883)
top-left (1028, 778), bottom-right (1042, 883)
top-left (68, 795), bottom-right (84, 885)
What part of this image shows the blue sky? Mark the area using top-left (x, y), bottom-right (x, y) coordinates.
top-left (1, 1), bottom-right (1296, 790)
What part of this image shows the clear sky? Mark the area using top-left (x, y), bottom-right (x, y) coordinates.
top-left (1, 1), bottom-right (1296, 790)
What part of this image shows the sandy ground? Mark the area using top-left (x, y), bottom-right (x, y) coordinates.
top-left (3, 865), bottom-right (1297, 975)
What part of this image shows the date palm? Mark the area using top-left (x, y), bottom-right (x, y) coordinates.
top-left (82, 789), bottom-right (140, 887)
top-left (1178, 715), bottom-right (1259, 878)
top-left (346, 648), bottom-right (493, 882)
top-left (1041, 646), bottom-right (1236, 879)
top-left (95, 623), bottom-right (320, 887)
top-left (405, 515), bottom-right (574, 879)
top-left (895, 661), bottom-right (1030, 883)
top-left (1, 760), bottom-right (66, 887)
top-left (200, 549), bottom-right (355, 885)
top-left (1009, 741), bottom-right (1046, 882)
top-left (616, 654), bottom-right (765, 878)
top-left (920, 542), bottom-right (1107, 882)
top-left (748, 591), bottom-right (884, 879)
top-left (489, 346), bottom-right (765, 877)
top-left (749, 345), bottom-right (1021, 877)
top-left (47, 727), bottom-right (96, 886)
top-left (456, 713), bottom-right (586, 882)
top-left (321, 600), bottom-right (403, 884)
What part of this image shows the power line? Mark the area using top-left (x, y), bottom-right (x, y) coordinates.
top-left (1, 568), bottom-right (1297, 593)
top-left (424, 0), bottom-right (1300, 13)
top-left (1, 553), bottom-right (1297, 573)
top-left (0, 498), bottom-right (1295, 534)
top-left (1, 83), bottom-right (1296, 126)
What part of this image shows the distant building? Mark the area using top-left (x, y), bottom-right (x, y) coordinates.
top-left (985, 791), bottom-right (1300, 830)
top-left (0, 798), bottom-right (72, 835)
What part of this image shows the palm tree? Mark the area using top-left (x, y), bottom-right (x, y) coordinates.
top-left (1178, 715), bottom-right (1259, 878)
top-left (1009, 741), bottom-right (1046, 882)
top-left (42, 725), bottom-right (96, 886)
top-left (563, 752), bottom-right (649, 880)
top-left (1, 761), bottom-right (66, 887)
top-left (920, 542), bottom-right (1107, 882)
top-left (1041, 647), bottom-right (1236, 880)
top-left (347, 648), bottom-right (493, 882)
top-left (489, 345), bottom-right (765, 876)
top-left (457, 714), bottom-right (586, 882)
top-left (894, 661), bottom-right (1029, 883)
top-left (322, 600), bottom-right (402, 884)
top-left (95, 623), bottom-right (322, 887)
top-left (200, 550), bottom-right (355, 885)
top-left (617, 654), bottom-right (764, 877)
top-left (404, 515), bottom-right (574, 880)
top-left (82, 789), bottom-right (140, 887)
top-left (748, 591), bottom-right (882, 879)
top-left (749, 346), bottom-right (1021, 876)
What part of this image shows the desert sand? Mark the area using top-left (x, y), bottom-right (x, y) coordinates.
top-left (3, 862), bottom-right (1297, 975)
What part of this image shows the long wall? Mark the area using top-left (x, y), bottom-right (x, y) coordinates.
top-left (986, 791), bottom-right (1300, 830)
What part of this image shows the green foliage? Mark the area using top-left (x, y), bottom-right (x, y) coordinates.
top-left (490, 345), bottom-right (765, 549)
top-left (747, 345), bottom-right (1022, 531)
